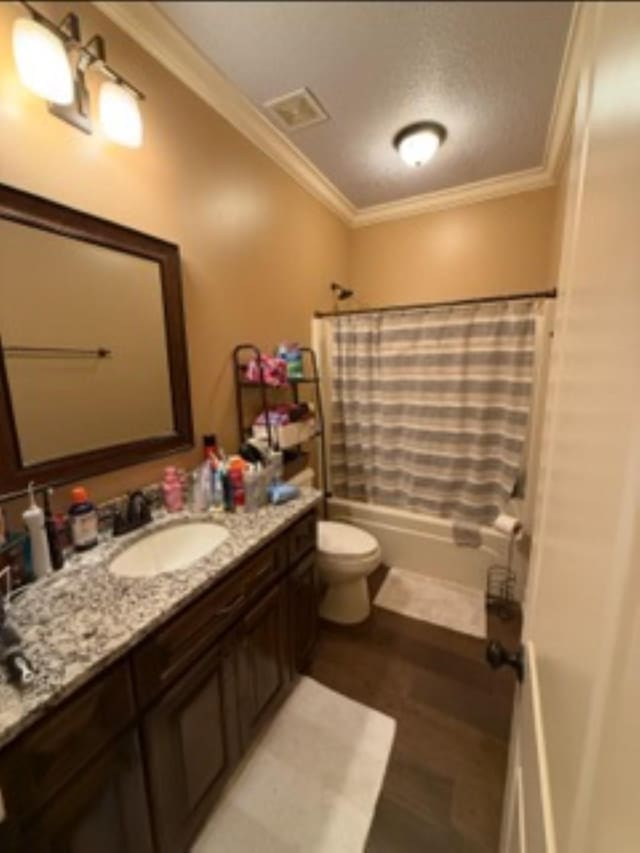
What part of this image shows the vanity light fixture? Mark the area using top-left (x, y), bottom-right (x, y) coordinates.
top-left (393, 121), bottom-right (447, 167)
top-left (11, 1), bottom-right (145, 146)
top-left (99, 81), bottom-right (143, 148)
top-left (12, 16), bottom-right (74, 105)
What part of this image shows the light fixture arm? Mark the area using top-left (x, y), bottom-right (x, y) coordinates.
top-left (17, 1), bottom-right (145, 104)
top-left (78, 34), bottom-right (106, 74)
top-left (57, 11), bottom-right (81, 43)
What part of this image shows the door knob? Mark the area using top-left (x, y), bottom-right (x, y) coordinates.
top-left (486, 640), bottom-right (525, 682)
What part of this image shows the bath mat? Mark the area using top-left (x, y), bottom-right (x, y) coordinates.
top-left (192, 676), bottom-right (396, 853)
top-left (374, 567), bottom-right (487, 638)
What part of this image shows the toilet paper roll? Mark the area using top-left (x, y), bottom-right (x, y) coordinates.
top-left (493, 513), bottom-right (522, 537)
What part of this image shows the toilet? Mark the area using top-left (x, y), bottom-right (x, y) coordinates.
top-left (317, 520), bottom-right (381, 624)
top-left (286, 468), bottom-right (382, 624)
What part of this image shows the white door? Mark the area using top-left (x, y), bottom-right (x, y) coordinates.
top-left (500, 3), bottom-right (640, 852)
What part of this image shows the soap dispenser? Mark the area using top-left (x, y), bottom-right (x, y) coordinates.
top-left (22, 482), bottom-right (52, 579)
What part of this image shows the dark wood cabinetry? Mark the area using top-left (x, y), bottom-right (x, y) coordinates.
top-left (143, 635), bottom-right (240, 853)
top-left (238, 581), bottom-right (290, 747)
top-left (289, 551), bottom-right (319, 673)
top-left (21, 731), bottom-right (153, 853)
top-left (0, 509), bottom-right (318, 853)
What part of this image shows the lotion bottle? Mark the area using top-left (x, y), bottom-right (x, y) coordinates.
top-left (162, 467), bottom-right (184, 512)
top-left (22, 483), bottom-right (52, 579)
top-left (68, 487), bottom-right (99, 552)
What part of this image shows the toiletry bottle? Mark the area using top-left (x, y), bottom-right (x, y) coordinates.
top-left (162, 466), bottom-right (184, 512)
top-left (203, 433), bottom-right (221, 463)
top-left (198, 460), bottom-right (213, 510)
top-left (22, 483), bottom-right (52, 578)
top-left (219, 464), bottom-right (233, 512)
top-left (43, 488), bottom-right (64, 570)
top-left (211, 469), bottom-right (224, 513)
top-left (68, 487), bottom-right (99, 552)
top-left (244, 466), bottom-right (262, 513)
top-left (229, 464), bottom-right (246, 513)
top-left (188, 469), bottom-right (204, 513)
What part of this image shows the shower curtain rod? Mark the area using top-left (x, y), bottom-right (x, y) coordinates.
top-left (314, 287), bottom-right (557, 319)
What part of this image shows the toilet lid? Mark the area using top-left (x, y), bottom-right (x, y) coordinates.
top-left (318, 521), bottom-right (379, 557)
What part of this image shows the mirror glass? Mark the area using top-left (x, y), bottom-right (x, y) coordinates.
top-left (0, 219), bottom-right (175, 466)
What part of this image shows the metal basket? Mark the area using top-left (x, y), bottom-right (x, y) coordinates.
top-left (486, 562), bottom-right (517, 621)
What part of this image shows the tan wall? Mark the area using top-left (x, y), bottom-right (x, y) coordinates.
top-left (348, 187), bottom-right (558, 308)
top-left (0, 2), bottom-right (349, 511)
top-left (0, 1), bottom-right (563, 518)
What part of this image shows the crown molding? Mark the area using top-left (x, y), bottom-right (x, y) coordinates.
top-left (352, 166), bottom-right (554, 227)
top-left (94, 0), bottom-right (585, 229)
top-left (93, 1), bottom-right (356, 224)
top-left (544, 2), bottom-right (584, 179)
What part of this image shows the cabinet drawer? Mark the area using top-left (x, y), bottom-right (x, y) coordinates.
top-left (287, 511), bottom-right (317, 565)
top-left (0, 661), bottom-right (134, 818)
top-left (133, 569), bottom-right (248, 707)
top-left (244, 537), bottom-right (287, 601)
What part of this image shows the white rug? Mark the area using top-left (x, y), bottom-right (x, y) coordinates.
top-left (192, 676), bottom-right (396, 853)
top-left (374, 567), bottom-right (487, 638)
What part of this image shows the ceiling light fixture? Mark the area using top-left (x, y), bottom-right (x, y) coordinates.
top-left (393, 121), bottom-right (447, 167)
top-left (11, 2), bottom-right (145, 146)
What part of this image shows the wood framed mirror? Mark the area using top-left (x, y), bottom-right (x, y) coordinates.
top-left (0, 183), bottom-right (193, 495)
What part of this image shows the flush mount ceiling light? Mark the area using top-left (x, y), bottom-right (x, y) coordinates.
top-left (11, 1), bottom-right (145, 146)
top-left (393, 121), bottom-right (447, 167)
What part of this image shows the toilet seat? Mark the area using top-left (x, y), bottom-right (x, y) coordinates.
top-left (318, 521), bottom-right (379, 559)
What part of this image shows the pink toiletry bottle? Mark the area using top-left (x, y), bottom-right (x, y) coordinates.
top-left (162, 467), bottom-right (184, 512)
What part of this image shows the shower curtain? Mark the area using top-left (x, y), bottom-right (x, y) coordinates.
top-left (330, 299), bottom-right (537, 527)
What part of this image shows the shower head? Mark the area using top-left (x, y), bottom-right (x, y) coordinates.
top-left (331, 282), bottom-right (354, 301)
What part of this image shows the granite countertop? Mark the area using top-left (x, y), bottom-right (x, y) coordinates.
top-left (0, 489), bottom-right (321, 750)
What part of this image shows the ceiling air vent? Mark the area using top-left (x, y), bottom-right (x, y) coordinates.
top-left (263, 88), bottom-right (329, 132)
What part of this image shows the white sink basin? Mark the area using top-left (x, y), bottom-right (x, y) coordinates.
top-left (109, 522), bottom-right (229, 579)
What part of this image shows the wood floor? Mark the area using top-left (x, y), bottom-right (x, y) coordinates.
top-left (307, 566), bottom-right (521, 853)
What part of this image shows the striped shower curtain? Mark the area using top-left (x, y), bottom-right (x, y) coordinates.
top-left (330, 300), bottom-right (536, 527)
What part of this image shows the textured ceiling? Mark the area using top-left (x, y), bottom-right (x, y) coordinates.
top-left (157, 1), bottom-right (573, 208)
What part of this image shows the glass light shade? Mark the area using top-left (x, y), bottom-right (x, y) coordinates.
top-left (12, 17), bottom-right (74, 105)
top-left (397, 128), bottom-right (442, 167)
top-left (99, 81), bottom-right (143, 148)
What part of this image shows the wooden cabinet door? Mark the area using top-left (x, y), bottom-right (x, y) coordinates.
top-left (143, 635), bottom-right (240, 853)
top-left (237, 581), bottom-right (290, 747)
top-left (19, 731), bottom-right (153, 853)
top-left (289, 552), bottom-right (319, 673)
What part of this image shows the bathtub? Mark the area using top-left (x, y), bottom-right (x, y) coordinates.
top-left (327, 497), bottom-right (519, 598)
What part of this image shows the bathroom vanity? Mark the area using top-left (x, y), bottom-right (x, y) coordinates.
top-left (0, 496), bottom-right (319, 852)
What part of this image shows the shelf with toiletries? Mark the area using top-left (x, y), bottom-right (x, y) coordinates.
top-left (232, 343), bottom-right (328, 509)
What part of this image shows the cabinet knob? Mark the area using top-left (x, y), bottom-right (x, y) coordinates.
top-left (486, 641), bottom-right (525, 683)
